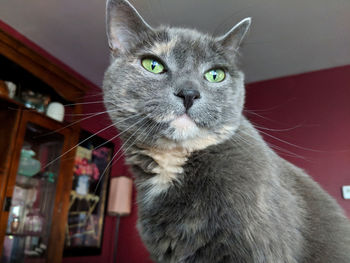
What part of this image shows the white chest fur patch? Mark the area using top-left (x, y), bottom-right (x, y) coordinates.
top-left (137, 125), bottom-right (235, 203)
top-left (140, 148), bottom-right (188, 201)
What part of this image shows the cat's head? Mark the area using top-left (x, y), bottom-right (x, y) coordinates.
top-left (103, 0), bottom-right (251, 151)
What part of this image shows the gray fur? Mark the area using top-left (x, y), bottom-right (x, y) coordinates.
top-left (103, 0), bottom-right (350, 262)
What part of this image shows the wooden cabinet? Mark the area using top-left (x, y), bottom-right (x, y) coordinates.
top-left (0, 23), bottom-right (90, 262)
top-left (0, 98), bottom-right (79, 263)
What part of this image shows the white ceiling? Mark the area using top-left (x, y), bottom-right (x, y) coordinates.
top-left (1, 0), bottom-right (350, 86)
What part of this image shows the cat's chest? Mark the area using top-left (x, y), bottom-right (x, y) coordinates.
top-left (132, 147), bottom-right (190, 202)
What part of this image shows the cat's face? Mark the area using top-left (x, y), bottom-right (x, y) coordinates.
top-left (103, 0), bottom-right (251, 150)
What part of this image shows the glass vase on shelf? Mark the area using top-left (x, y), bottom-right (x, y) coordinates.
top-left (75, 174), bottom-right (90, 196)
top-left (6, 205), bottom-right (22, 234)
top-left (18, 147), bottom-right (41, 177)
top-left (23, 209), bottom-right (44, 235)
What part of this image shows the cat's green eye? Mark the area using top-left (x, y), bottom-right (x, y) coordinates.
top-left (141, 58), bottom-right (165, 74)
top-left (204, 69), bottom-right (225, 83)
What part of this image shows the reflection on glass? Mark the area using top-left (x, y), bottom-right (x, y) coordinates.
top-left (1, 123), bottom-right (63, 263)
top-left (63, 131), bottom-right (112, 256)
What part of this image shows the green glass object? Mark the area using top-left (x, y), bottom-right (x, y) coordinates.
top-left (18, 148), bottom-right (41, 177)
top-left (45, 171), bottom-right (55, 183)
top-left (204, 69), bottom-right (225, 83)
top-left (141, 58), bottom-right (165, 74)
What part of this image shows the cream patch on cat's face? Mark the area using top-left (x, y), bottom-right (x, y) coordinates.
top-left (156, 123), bottom-right (236, 152)
top-left (150, 39), bottom-right (177, 55)
top-left (170, 114), bottom-right (200, 140)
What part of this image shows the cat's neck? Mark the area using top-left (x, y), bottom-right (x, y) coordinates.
top-left (126, 116), bottom-right (267, 177)
top-left (127, 117), bottom-right (277, 206)
top-left (127, 116), bottom-right (264, 158)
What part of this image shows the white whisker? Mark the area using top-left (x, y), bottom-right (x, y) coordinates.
top-left (75, 92), bottom-right (104, 101)
top-left (94, 118), bottom-right (152, 192)
top-left (253, 123), bottom-right (303, 132)
top-left (238, 130), bottom-right (310, 161)
top-left (63, 100), bottom-right (115, 107)
top-left (43, 123), bottom-right (116, 169)
top-left (257, 129), bottom-right (326, 153)
top-left (34, 109), bottom-right (119, 138)
top-left (93, 114), bottom-right (149, 150)
top-left (43, 113), bottom-right (143, 169)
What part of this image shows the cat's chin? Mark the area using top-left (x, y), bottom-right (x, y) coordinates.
top-left (152, 115), bottom-right (239, 151)
top-left (169, 114), bottom-right (200, 141)
top-left (152, 114), bottom-right (221, 151)
top-left (171, 114), bottom-right (196, 129)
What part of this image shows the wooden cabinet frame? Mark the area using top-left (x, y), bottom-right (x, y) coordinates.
top-left (0, 21), bottom-right (92, 262)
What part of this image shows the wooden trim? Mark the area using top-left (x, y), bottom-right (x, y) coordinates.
top-left (47, 125), bottom-right (79, 263)
top-left (0, 104), bottom-right (22, 254)
top-left (0, 100), bottom-right (22, 212)
top-left (0, 21), bottom-right (94, 102)
top-left (0, 108), bottom-right (26, 256)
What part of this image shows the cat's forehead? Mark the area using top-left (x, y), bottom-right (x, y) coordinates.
top-left (146, 27), bottom-right (226, 67)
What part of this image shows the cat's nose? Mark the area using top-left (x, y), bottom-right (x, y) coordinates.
top-left (175, 89), bottom-right (201, 110)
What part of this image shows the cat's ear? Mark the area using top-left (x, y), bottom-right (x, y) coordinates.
top-left (217, 18), bottom-right (251, 52)
top-left (106, 0), bottom-right (152, 53)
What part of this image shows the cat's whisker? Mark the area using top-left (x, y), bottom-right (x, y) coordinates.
top-left (8, 101), bottom-right (110, 115)
top-left (253, 123), bottom-right (303, 132)
top-left (267, 144), bottom-right (311, 161)
top-left (230, 135), bottom-right (261, 157)
top-left (43, 123), bottom-right (116, 170)
top-left (94, 118), bottom-right (152, 192)
top-left (230, 137), bottom-right (293, 169)
top-left (232, 133), bottom-right (279, 163)
top-left (34, 109), bottom-right (119, 138)
top-left (64, 112), bottom-right (107, 117)
top-left (135, 120), bottom-right (161, 148)
top-left (63, 100), bottom-right (115, 107)
top-left (143, 121), bottom-right (160, 144)
top-left (92, 114), bottom-right (148, 150)
top-left (108, 119), bottom-right (155, 171)
top-left (43, 113), bottom-right (144, 169)
top-left (243, 110), bottom-right (278, 123)
top-left (64, 108), bottom-right (119, 117)
top-left (203, 110), bottom-right (217, 123)
top-left (257, 129), bottom-right (326, 153)
top-left (244, 98), bottom-right (296, 113)
top-left (238, 130), bottom-right (309, 161)
top-left (123, 119), bottom-right (154, 152)
top-left (228, 137), bottom-right (267, 169)
top-left (74, 91), bottom-right (104, 101)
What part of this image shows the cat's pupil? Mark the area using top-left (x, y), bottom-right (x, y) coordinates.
top-left (151, 61), bottom-right (157, 70)
top-left (212, 71), bottom-right (217, 80)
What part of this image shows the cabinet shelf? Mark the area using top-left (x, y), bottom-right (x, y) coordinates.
top-left (6, 232), bottom-right (42, 238)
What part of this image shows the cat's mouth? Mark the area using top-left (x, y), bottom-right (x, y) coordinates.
top-left (167, 114), bottom-right (200, 141)
top-left (170, 114), bottom-right (196, 129)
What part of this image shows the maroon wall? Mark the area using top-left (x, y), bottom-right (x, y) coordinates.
top-left (63, 65), bottom-right (350, 263)
top-left (245, 65), bottom-right (350, 217)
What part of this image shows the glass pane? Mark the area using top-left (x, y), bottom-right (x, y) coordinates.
top-left (1, 122), bottom-right (64, 263)
top-left (63, 131), bottom-right (112, 256)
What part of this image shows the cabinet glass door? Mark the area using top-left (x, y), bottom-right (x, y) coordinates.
top-left (1, 122), bottom-right (64, 263)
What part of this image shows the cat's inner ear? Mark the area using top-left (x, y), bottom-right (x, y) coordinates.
top-left (106, 0), bottom-right (152, 53)
top-left (217, 17), bottom-right (251, 52)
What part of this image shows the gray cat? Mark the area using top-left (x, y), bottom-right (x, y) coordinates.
top-left (103, 0), bottom-right (350, 262)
